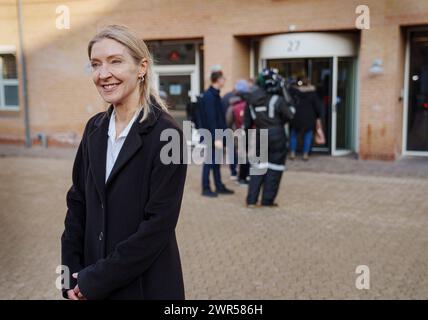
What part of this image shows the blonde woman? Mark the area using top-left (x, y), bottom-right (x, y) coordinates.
top-left (61, 25), bottom-right (187, 300)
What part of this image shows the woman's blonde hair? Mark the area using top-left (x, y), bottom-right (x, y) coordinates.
top-left (87, 25), bottom-right (168, 122)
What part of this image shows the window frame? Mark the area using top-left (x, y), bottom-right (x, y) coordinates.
top-left (0, 48), bottom-right (19, 111)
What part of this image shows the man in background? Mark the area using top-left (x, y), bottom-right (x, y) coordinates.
top-left (199, 70), bottom-right (234, 197)
top-left (244, 69), bottom-right (294, 207)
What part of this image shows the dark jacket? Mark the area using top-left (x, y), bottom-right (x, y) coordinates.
top-left (243, 86), bottom-right (292, 130)
top-left (61, 102), bottom-right (187, 300)
top-left (289, 84), bottom-right (322, 131)
top-left (221, 90), bottom-right (235, 115)
top-left (198, 86), bottom-right (227, 137)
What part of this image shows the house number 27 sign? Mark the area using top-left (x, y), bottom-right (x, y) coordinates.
top-left (286, 40), bottom-right (301, 53)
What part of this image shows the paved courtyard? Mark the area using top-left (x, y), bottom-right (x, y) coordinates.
top-left (0, 148), bottom-right (427, 299)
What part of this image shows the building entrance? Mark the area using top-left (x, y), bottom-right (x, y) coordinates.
top-left (258, 32), bottom-right (359, 155)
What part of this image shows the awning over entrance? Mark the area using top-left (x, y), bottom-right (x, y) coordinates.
top-left (259, 32), bottom-right (359, 59)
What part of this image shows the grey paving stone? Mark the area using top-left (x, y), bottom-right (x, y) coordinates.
top-left (0, 154), bottom-right (427, 299)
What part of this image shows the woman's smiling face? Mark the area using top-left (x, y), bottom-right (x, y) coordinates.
top-left (90, 38), bottom-right (146, 105)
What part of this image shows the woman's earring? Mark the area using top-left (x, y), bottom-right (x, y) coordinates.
top-left (140, 75), bottom-right (145, 83)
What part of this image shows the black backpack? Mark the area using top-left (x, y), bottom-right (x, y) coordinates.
top-left (191, 93), bottom-right (204, 129)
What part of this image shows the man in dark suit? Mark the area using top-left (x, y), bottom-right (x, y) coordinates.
top-left (198, 70), bottom-right (234, 197)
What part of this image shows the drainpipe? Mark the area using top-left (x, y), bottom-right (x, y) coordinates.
top-left (17, 0), bottom-right (31, 147)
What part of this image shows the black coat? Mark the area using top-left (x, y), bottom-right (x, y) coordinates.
top-left (290, 85), bottom-right (322, 132)
top-left (61, 103), bottom-right (187, 300)
top-left (243, 86), bottom-right (293, 130)
top-left (198, 86), bottom-right (227, 137)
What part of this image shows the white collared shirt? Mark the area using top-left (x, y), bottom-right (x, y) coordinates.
top-left (106, 108), bottom-right (140, 182)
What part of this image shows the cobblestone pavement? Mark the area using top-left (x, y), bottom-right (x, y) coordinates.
top-left (0, 150), bottom-right (427, 299)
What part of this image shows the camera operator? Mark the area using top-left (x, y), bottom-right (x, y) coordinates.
top-left (243, 68), bottom-right (295, 207)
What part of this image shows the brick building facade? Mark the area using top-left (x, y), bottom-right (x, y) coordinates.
top-left (1, 0), bottom-right (428, 160)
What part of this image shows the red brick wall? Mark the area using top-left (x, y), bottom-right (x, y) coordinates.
top-left (1, 0), bottom-right (428, 159)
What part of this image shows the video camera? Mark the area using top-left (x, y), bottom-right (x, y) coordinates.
top-left (260, 68), bottom-right (296, 118)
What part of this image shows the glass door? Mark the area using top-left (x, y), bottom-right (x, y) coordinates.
top-left (267, 58), bottom-right (332, 153)
top-left (267, 57), bottom-right (356, 155)
top-left (405, 30), bottom-right (428, 154)
top-left (332, 57), bottom-right (356, 155)
top-left (310, 58), bottom-right (332, 152)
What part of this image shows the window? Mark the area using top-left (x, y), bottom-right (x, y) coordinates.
top-left (146, 41), bottom-right (196, 65)
top-left (0, 53), bottom-right (19, 110)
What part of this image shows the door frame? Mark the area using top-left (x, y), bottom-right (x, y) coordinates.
top-left (257, 32), bottom-right (359, 156)
top-left (262, 56), bottom-right (357, 156)
top-left (331, 56), bottom-right (358, 156)
top-left (153, 64), bottom-right (199, 103)
top-left (402, 26), bottom-right (428, 156)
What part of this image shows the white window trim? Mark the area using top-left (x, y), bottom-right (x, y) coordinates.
top-left (153, 65), bottom-right (198, 103)
top-left (0, 47), bottom-right (19, 111)
top-left (0, 45), bottom-right (16, 54)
